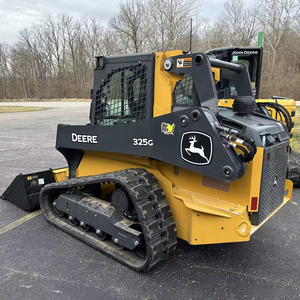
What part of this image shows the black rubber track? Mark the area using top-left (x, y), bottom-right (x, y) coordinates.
top-left (39, 168), bottom-right (177, 271)
top-left (288, 149), bottom-right (300, 186)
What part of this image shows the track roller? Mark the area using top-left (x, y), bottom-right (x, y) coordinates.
top-left (113, 237), bottom-right (125, 250)
top-left (95, 229), bottom-right (107, 241)
top-left (80, 222), bottom-right (90, 232)
top-left (68, 216), bottom-right (79, 226)
top-left (52, 201), bottom-right (65, 217)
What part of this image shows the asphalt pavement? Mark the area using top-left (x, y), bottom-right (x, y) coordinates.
top-left (0, 102), bottom-right (300, 300)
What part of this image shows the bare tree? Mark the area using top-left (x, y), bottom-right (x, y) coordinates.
top-left (204, 0), bottom-right (259, 49)
top-left (145, 0), bottom-right (201, 52)
top-left (109, 0), bottom-right (147, 53)
top-left (257, 0), bottom-right (298, 75)
top-left (1, 0), bottom-right (300, 101)
top-left (0, 43), bottom-right (14, 99)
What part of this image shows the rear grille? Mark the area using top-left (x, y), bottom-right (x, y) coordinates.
top-left (250, 145), bottom-right (288, 225)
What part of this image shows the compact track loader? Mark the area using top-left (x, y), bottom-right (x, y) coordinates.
top-left (1, 50), bottom-right (293, 271)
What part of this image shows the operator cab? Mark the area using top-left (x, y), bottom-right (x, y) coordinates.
top-left (206, 47), bottom-right (263, 99)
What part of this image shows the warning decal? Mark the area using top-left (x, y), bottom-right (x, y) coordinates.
top-left (177, 57), bottom-right (192, 68)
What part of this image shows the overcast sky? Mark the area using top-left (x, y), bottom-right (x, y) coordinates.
top-left (0, 0), bottom-right (239, 44)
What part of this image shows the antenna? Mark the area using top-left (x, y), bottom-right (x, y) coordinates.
top-left (189, 18), bottom-right (192, 53)
top-left (183, 18), bottom-right (193, 54)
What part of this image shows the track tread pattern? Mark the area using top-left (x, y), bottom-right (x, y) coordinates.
top-left (288, 149), bottom-right (300, 186)
top-left (40, 168), bottom-right (177, 271)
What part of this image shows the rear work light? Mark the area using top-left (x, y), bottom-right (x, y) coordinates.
top-left (251, 197), bottom-right (258, 211)
top-left (265, 153), bottom-right (269, 162)
top-left (285, 145), bottom-right (289, 153)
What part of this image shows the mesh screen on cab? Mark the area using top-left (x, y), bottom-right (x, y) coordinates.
top-left (94, 65), bottom-right (147, 125)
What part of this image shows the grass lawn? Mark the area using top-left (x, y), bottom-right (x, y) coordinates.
top-left (0, 98), bottom-right (90, 102)
top-left (0, 106), bottom-right (46, 113)
top-left (292, 107), bottom-right (300, 152)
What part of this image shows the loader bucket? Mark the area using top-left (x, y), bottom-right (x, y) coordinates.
top-left (1, 170), bottom-right (56, 211)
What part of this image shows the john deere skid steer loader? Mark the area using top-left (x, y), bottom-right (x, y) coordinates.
top-left (1, 50), bottom-right (293, 271)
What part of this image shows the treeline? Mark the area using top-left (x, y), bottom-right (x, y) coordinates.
top-left (0, 0), bottom-right (300, 100)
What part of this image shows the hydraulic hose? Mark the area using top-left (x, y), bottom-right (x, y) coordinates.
top-left (258, 102), bottom-right (292, 133)
top-left (223, 127), bottom-right (257, 156)
top-left (225, 134), bottom-right (255, 162)
top-left (218, 126), bottom-right (257, 163)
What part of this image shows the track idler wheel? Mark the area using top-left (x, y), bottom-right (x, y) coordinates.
top-left (111, 189), bottom-right (129, 214)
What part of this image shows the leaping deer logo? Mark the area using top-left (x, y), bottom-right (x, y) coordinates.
top-left (185, 135), bottom-right (209, 162)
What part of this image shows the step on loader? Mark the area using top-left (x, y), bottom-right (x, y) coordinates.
top-left (1, 50), bottom-right (293, 271)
